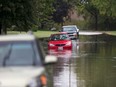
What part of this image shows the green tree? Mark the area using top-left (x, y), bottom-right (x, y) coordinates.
top-left (37, 0), bottom-right (55, 29)
top-left (0, 0), bottom-right (55, 34)
top-left (0, 0), bottom-right (37, 34)
top-left (67, 0), bottom-right (116, 30)
top-left (91, 0), bottom-right (116, 30)
top-left (52, 0), bottom-right (72, 26)
top-left (70, 0), bottom-right (99, 30)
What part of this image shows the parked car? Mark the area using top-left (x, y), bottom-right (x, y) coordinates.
top-left (60, 25), bottom-right (79, 40)
top-left (48, 32), bottom-right (72, 50)
top-left (0, 34), bottom-right (57, 87)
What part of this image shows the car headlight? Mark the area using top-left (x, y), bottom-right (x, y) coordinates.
top-left (27, 74), bottom-right (47, 87)
top-left (49, 43), bottom-right (55, 46)
top-left (65, 41), bottom-right (71, 46)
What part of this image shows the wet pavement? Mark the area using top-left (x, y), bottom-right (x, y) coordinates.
top-left (42, 33), bottom-right (116, 87)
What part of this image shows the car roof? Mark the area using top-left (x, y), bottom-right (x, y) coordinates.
top-left (0, 34), bottom-right (35, 41)
top-left (62, 25), bottom-right (77, 27)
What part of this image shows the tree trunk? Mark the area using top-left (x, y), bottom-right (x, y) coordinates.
top-left (105, 18), bottom-right (110, 31)
top-left (61, 22), bottom-right (63, 26)
top-left (0, 25), bottom-right (1, 35)
top-left (4, 27), bottom-right (7, 34)
top-left (95, 13), bottom-right (98, 31)
top-left (2, 25), bottom-right (7, 35)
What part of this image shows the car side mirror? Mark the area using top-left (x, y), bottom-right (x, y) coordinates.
top-left (44, 55), bottom-right (57, 64)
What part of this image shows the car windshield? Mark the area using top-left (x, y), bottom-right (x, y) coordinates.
top-left (63, 27), bottom-right (76, 32)
top-left (0, 41), bottom-right (42, 67)
top-left (50, 34), bottom-right (69, 41)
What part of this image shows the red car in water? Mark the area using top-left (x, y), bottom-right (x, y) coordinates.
top-left (48, 32), bottom-right (72, 50)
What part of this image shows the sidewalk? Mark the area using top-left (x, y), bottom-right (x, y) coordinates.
top-left (79, 31), bottom-right (103, 35)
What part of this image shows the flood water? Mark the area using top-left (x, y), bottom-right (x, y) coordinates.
top-left (41, 34), bottom-right (116, 87)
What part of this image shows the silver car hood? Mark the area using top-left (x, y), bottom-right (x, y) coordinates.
top-left (0, 66), bottom-right (45, 87)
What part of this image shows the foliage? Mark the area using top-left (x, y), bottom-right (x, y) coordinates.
top-left (52, 0), bottom-right (72, 24)
top-left (71, 0), bottom-right (116, 30)
top-left (0, 0), bottom-right (36, 34)
top-left (0, 0), bottom-right (116, 34)
top-left (37, 0), bottom-right (55, 29)
top-left (0, 0), bottom-right (55, 34)
top-left (91, 0), bottom-right (116, 30)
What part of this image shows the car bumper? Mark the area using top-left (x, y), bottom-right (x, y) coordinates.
top-left (48, 46), bottom-right (72, 50)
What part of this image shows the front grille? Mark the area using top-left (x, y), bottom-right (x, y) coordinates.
top-left (67, 33), bottom-right (74, 36)
top-left (69, 35), bottom-right (74, 36)
top-left (68, 33), bottom-right (73, 34)
top-left (56, 44), bottom-right (65, 46)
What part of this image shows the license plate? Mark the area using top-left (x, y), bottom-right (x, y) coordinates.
top-left (58, 47), bottom-right (63, 50)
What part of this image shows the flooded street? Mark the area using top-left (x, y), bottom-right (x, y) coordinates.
top-left (42, 34), bottom-right (116, 87)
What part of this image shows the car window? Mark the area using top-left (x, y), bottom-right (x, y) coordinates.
top-left (62, 27), bottom-right (76, 32)
top-left (50, 34), bottom-right (69, 40)
top-left (0, 41), bottom-right (42, 66)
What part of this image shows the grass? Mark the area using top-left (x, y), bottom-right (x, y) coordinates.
top-left (7, 30), bottom-right (116, 38)
top-left (104, 31), bottom-right (116, 36)
top-left (7, 30), bottom-right (58, 38)
top-left (34, 30), bottom-right (58, 38)
top-left (8, 31), bottom-right (27, 34)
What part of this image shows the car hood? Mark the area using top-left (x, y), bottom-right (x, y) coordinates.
top-left (0, 66), bottom-right (45, 87)
top-left (49, 40), bottom-right (70, 45)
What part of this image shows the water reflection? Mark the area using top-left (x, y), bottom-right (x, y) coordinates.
top-left (42, 35), bottom-right (116, 87)
top-left (53, 58), bottom-right (78, 87)
top-left (75, 35), bottom-right (116, 87)
top-left (47, 40), bottom-right (80, 87)
top-left (48, 49), bottom-right (72, 58)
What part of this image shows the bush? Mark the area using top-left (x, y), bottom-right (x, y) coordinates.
top-left (32, 25), bottom-right (38, 32)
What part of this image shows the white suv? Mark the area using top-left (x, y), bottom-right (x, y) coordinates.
top-left (0, 34), bottom-right (57, 87)
top-left (61, 25), bottom-right (79, 40)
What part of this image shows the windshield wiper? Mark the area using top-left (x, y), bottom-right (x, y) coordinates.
top-left (3, 44), bottom-right (12, 66)
top-left (32, 42), bottom-right (37, 66)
